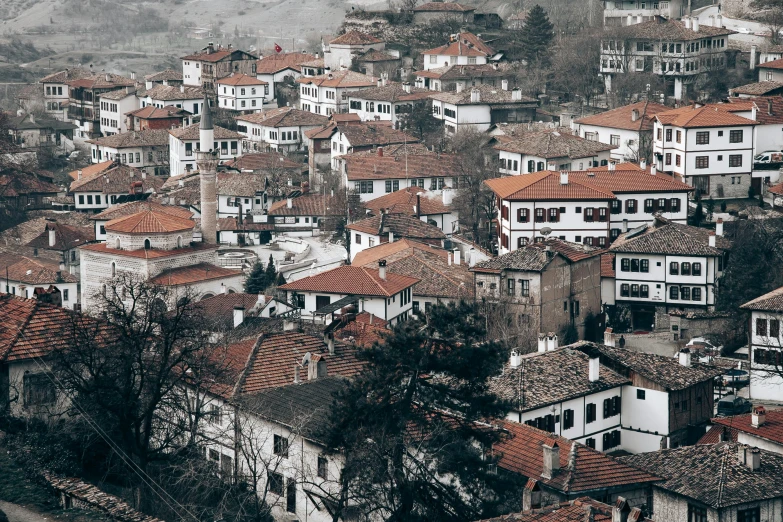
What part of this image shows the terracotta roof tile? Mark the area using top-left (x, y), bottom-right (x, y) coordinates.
top-left (472, 240), bottom-right (602, 273)
top-left (86, 128), bottom-right (171, 148)
top-left (180, 47), bottom-right (256, 63)
top-left (345, 83), bottom-right (431, 102)
top-left (168, 123), bottom-right (243, 141)
top-left (356, 50), bottom-right (399, 62)
top-left (620, 443), bottom-right (783, 508)
top-left (236, 106), bottom-right (328, 127)
top-left (711, 409), bottom-right (783, 445)
top-left (729, 81), bottom-right (783, 95)
top-left (741, 285), bottom-right (783, 311)
top-left (477, 498), bottom-right (616, 522)
top-left (485, 171), bottom-right (616, 201)
top-left (280, 264), bottom-right (418, 297)
top-left (145, 69), bottom-right (183, 82)
top-left (698, 424), bottom-right (739, 445)
top-left (430, 84), bottom-right (538, 105)
top-left (80, 242), bottom-right (215, 260)
top-left (725, 95), bottom-right (783, 124)
top-left (574, 101), bottom-right (670, 132)
top-left (333, 311), bottom-right (390, 347)
top-left (330, 30), bottom-right (382, 45)
top-left (126, 105), bottom-right (190, 119)
top-left (217, 171), bottom-right (266, 197)
top-left (362, 187), bottom-right (451, 216)
top-left (655, 104), bottom-right (755, 128)
top-left (337, 121), bottom-right (417, 148)
top-left (105, 209), bottom-right (195, 234)
top-left (296, 70), bottom-right (378, 88)
top-left (495, 421), bottom-right (659, 494)
top-left (255, 52), bottom-right (317, 74)
top-left (149, 262), bottom-right (241, 286)
top-left (267, 194), bottom-right (343, 216)
top-left (418, 63), bottom-right (513, 81)
top-left (609, 215), bottom-right (730, 256)
top-left (569, 169), bottom-right (693, 193)
top-left (67, 73), bottom-right (135, 89)
top-left (343, 146), bottom-right (457, 181)
top-left (216, 73), bottom-right (267, 86)
top-left (91, 200), bottom-right (193, 221)
top-left (26, 222), bottom-right (94, 252)
top-left (0, 254), bottom-right (79, 285)
top-left (347, 213), bottom-right (446, 241)
top-left (613, 15), bottom-right (735, 41)
top-left (352, 238), bottom-right (448, 266)
top-left (70, 163), bottom-right (165, 194)
top-left (601, 253), bottom-right (615, 278)
top-left (40, 68), bottom-right (92, 84)
top-left (224, 152), bottom-right (304, 171)
top-left (69, 160), bottom-right (114, 181)
top-left (494, 130), bottom-right (616, 159)
top-left (143, 84), bottom-right (203, 101)
top-left (758, 56), bottom-right (783, 69)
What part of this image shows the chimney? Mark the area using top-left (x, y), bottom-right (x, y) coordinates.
top-left (388, 231), bottom-right (394, 243)
top-left (738, 444), bottom-right (747, 464)
top-left (294, 364), bottom-right (301, 383)
top-left (636, 14), bottom-right (643, 24)
top-left (752, 406), bottom-right (767, 428)
top-left (541, 442), bottom-right (560, 479)
top-left (692, 17), bottom-right (699, 31)
top-left (59, 261), bottom-right (66, 271)
top-left (324, 332), bottom-right (335, 355)
top-left (683, 16), bottom-right (691, 29)
top-left (631, 109), bottom-right (639, 122)
top-left (640, 159), bottom-right (647, 170)
top-left (378, 259), bottom-right (387, 280)
top-left (538, 333), bottom-right (547, 352)
top-left (456, 82), bottom-right (464, 93)
top-left (287, 198), bottom-right (293, 209)
top-left (589, 354), bottom-right (600, 382)
top-left (377, 146), bottom-right (383, 157)
top-left (512, 88), bottom-right (522, 101)
top-left (470, 88), bottom-right (480, 103)
top-left (48, 227), bottom-right (56, 247)
top-left (651, 165), bottom-right (657, 175)
top-left (708, 14), bottom-right (715, 27)
top-left (257, 294), bottom-right (266, 306)
top-left (627, 13), bottom-right (634, 26)
top-left (208, 42), bottom-right (214, 54)
top-left (501, 79), bottom-right (509, 91)
top-left (233, 306), bottom-right (245, 328)
top-left (612, 498), bottom-right (631, 522)
top-left (768, 98), bottom-right (773, 116)
top-left (453, 249), bottom-right (461, 265)
top-left (716, 13), bottom-right (723, 27)
top-left (560, 171), bottom-right (568, 185)
top-left (130, 71), bottom-right (136, 80)
top-left (416, 194), bottom-right (421, 218)
top-left (448, 252), bottom-right (452, 265)
top-left (402, 82), bottom-right (411, 93)
top-left (747, 448), bottom-right (761, 471)
top-left (622, 219), bottom-right (628, 233)
top-left (77, 169), bottom-right (83, 180)
top-left (604, 327), bottom-right (615, 347)
top-left (608, 161), bottom-right (616, 171)
top-left (547, 332), bottom-right (558, 351)
top-left (469, 247), bottom-right (476, 267)
top-left (509, 349), bottom-right (521, 368)
top-left (678, 348), bottom-right (692, 367)
top-left (716, 218), bottom-right (724, 236)
top-left (221, 283), bottom-right (228, 295)
top-left (709, 232), bottom-right (716, 248)
top-left (442, 188), bottom-right (454, 205)
top-left (105, 73), bottom-right (110, 82)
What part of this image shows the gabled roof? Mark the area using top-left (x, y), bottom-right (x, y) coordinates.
top-left (296, 70), bottom-right (377, 89)
top-left (655, 104), bottom-right (755, 128)
top-left (225, 152), bottom-right (304, 171)
top-left (620, 443), bottom-right (783, 508)
top-left (572, 342), bottom-right (725, 392)
top-left (87, 128), bottom-right (170, 149)
top-left (142, 84), bottom-right (204, 101)
top-left (189, 293), bottom-right (266, 327)
top-left (149, 263), bottom-right (241, 286)
top-left (484, 171), bottom-right (615, 201)
top-left (0, 170), bottom-right (59, 196)
top-left (413, 2), bottom-right (476, 12)
top-left (345, 83), bottom-right (432, 103)
top-left (216, 171), bottom-right (266, 197)
top-left (472, 240), bottom-right (601, 273)
top-left (80, 242), bottom-right (215, 260)
top-left (338, 122), bottom-right (418, 149)
top-left (362, 187), bottom-right (451, 216)
top-left (180, 47), bottom-right (256, 63)
top-left (329, 30), bottom-right (382, 46)
top-left (495, 422), bottom-right (659, 494)
top-left (730, 81), bottom-right (783, 96)
top-left (711, 409), bottom-right (783, 446)
top-left (126, 105), bottom-right (190, 120)
top-left (489, 347), bottom-right (629, 411)
top-left (105, 209), bottom-right (195, 234)
top-left (343, 145), bottom-right (461, 181)
top-left (145, 69), bottom-right (183, 82)
top-left (26, 222), bottom-right (94, 252)
top-left (7, 113), bottom-right (77, 132)
top-left (493, 130), bottom-right (616, 159)
top-left (70, 163), bottom-right (164, 194)
top-left (574, 100), bottom-right (670, 132)
top-left (69, 160), bottom-right (114, 181)
top-left (612, 15), bottom-right (735, 41)
top-left (235, 106), bottom-right (328, 128)
top-left (347, 213), bottom-right (446, 241)
top-left (415, 63), bottom-right (512, 80)
top-left (279, 264), bottom-right (419, 297)
top-left (99, 89), bottom-right (136, 101)
top-left (758, 56), bottom-right (783, 69)
top-left (422, 32), bottom-right (493, 57)
top-left (725, 95), bottom-right (783, 125)
top-left (568, 169), bottom-right (693, 194)
top-left (741, 285), bottom-right (783, 311)
top-left (430, 84), bottom-right (537, 106)
top-left (352, 238), bottom-right (449, 266)
top-left (216, 73), bottom-right (267, 86)
top-left (255, 52), bottom-right (317, 75)
top-left (91, 200), bottom-right (193, 221)
top-left (609, 215), bottom-right (730, 256)
top-left (168, 123), bottom-right (243, 141)
top-left (40, 67), bottom-right (92, 84)
top-left (0, 253), bottom-right (79, 285)
top-left (67, 73), bottom-right (135, 89)
top-left (267, 194), bottom-right (343, 217)
top-left (698, 424), bottom-right (739, 445)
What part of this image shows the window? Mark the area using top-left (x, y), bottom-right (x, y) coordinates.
top-left (771, 319), bottom-right (780, 337)
top-left (665, 153), bottom-right (672, 166)
top-left (641, 259), bottom-right (649, 272)
top-left (621, 258), bottom-right (630, 272)
top-left (317, 456), bottom-right (328, 479)
top-left (603, 396), bottom-right (621, 418)
top-left (675, 154), bottom-right (682, 167)
top-left (269, 472), bottom-right (284, 495)
top-left (429, 55), bottom-right (437, 63)
top-left (665, 129), bottom-right (672, 142)
top-left (637, 389), bottom-right (646, 400)
top-left (688, 504), bottom-right (707, 522)
top-left (729, 154), bottom-right (742, 167)
top-left (520, 279), bottom-right (530, 297)
top-left (274, 434), bottom-right (289, 457)
top-left (23, 373), bottom-right (56, 407)
top-left (681, 262), bottom-right (691, 276)
top-left (507, 278), bottom-right (515, 296)
top-left (670, 262), bottom-right (679, 275)
top-left (675, 130), bottom-right (682, 143)
top-left (695, 156), bottom-right (709, 169)
top-left (620, 284), bottom-right (630, 297)
top-left (610, 134), bottom-right (620, 146)
top-left (640, 284), bottom-right (649, 298)
top-left (757, 318), bottom-right (768, 336)
top-left (631, 284), bottom-right (640, 297)
top-left (696, 131), bottom-right (709, 144)
top-left (208, 404), bottom-right (222, 424)
top-left (286, 479), bottom-right (296, 513)
top-left (631, 259), bottom-right (640, 272)
top-left (548, 208), bottom-right (559, 222)
top-left (626, 199), bottom-right (636, 214)
top-left (599, 207), bottom-right (607, 221)
top-left (63, 289), bottom-right (69, 301)
top-left (517, 208), bottom-right (529, 222)
top-left (586, 403), bottom-right (596, 423)
top-left (729, 129), bottom-right (744, 143)
top-left (681, 287), bottom-right (691, 300)
top-left (584, 207), bottom-right (594, 222)
top-left (671, 198), bottom-right (681, 212)
top-left (562, 409), bottom-right (574, 429)
top-left (535, 208), bottom-right (545, 222)
top-left (585, 438), bottom-right (595, 449)
top-left (611, 200), bottom-right (622, 214)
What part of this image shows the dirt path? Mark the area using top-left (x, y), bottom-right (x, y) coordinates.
top-left (0, 500), bottom-right (52, 522)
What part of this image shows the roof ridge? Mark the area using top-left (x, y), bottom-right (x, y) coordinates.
top-left (360, 266), bottom-right (392, 296)
top-left (716, 443), bottom-right (729, 507)
top-left (232, 333), bottom-right (266, 398)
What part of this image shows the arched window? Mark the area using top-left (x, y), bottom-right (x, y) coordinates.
top-left (111, 262), bottom-right (116, 277)
top-left (144, 239), bottom-right (151, 250)
top-left (115, 238), bottom-right (121, 249)
top-left (177, 236), bottom-right (183, 248)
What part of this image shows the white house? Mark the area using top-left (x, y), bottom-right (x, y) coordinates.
top-left (757, 57), bottom-right (783, 82)
top-left (255, 52), bottom-right (317, 103)
top-left (609, 215), bottom-right (730, 331)
top-left (572, 100), bottom-right (670, 162)
top-left (653, 104), bottom-right (755, 198)
top-left (168, 123), bottom-right (244, 175)
top-left (138, 84), bottom-right (205, 116)
top-left (216, 73), bottom-right (269, 112)
top-left (601, 0), bottom-right (685, 27)
top-left (87, 128), bottom-right (171, 176)
top-left (421, 32), bottom-right (495, 71)
top-left (0, 253), bottom-right (80, 310)
top-left (180, 44), bottom-right (257, 93)
top-left (495, 129), bottom-right (617, 173)
top-left (70, 163), bottom-right (165, 212)
top-left (346, 213), bottom-right (446, 262)
top-left (297, 70), bottom-right (377, 116)
top-left (330, 123), bottom-right (417, 171)
top-left (235, 107), bottom-right (328, 152)
top-left (39, 67), bottom-right (92, 121)
top-left (741, 286), bottom-right (783, 402)
top-left (98, 87), bottom-right (139, 135)
top-left (266, 194), bottom-right (344, 236)
top-left (430, 85), bottom-right (539, 134)
top-left (216, 171), bottom-right (267, 219)
top-left (704, 408), bottom-right (783, 455)
top-left (361, 186), bottom-right (459, 234)
top-left (279, 264), bottom-right (418, 324)
top-left (724, 96), bottom-right (783, 187)
top-left (324, 31), bottom-right (385, 72)
top-left (346, 82), bottom-right (432, 126)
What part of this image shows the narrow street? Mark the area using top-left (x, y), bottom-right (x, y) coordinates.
top-left (0, 501), bottom-right (51, 522)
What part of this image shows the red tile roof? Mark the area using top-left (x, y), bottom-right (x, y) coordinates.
top-left (422, 32), bottom-right (494, 57)
top-left (362, 187), bottom-right (451, 216)
top-left (493, 130), bottom-right (616, 159)
top-left (126, 105), bottom-right (190, 120)
top-left (351, 238), bottom-right (449, 266)
top-left (279, 264), bottom-right (419, 297)
top-left (235, 106), bottom-right (328, 128)
top-left (655, 104), bottom-right (755, 128)
top-left (225, 152), bottom-right (304, 171)
top-left (476, 498), bottom-right (616, 522)
top-left (216, 73), bottom-right (267, 86)
top-left (347, 213), bottom-right (446, 240)
top-left (697, 424), bottom-right (739, 445)
top-left (740, 285), bottom-right (783, 311)
top-left (91, 200), bottom-right (193, 222)
top-left (255, 52), bottom-right (317, 74)
top-left (574, 101), bottom-right (670, 132)
top-left (168, 123), bottom-right (244, 141)
top-left (569, 169), bottom-right (693, 194)
top-left (68, 160), bottom-right (114, 181)
top-left (484, 171), bottom-right (616, 201)
top-left (725, 95), bottom-right (783, 124)
top-left (333, 311), bottom-right (391, 347)
top-left (297, 70), bottom-right (377, 88)
top-left (343, 147), bottom-right (457, 181)
top-left (601, 253), bottom-right (615, 278)
top-left (236, 332), bottom-right (364, 394)
top-left (0, 253), bottom-right (79, 284)
top-left (26, 222), bottom-right (94, 252)
top-left (330, 31), bottom-right (382, 45)
top-left (149, 263), bottom-right (241, 286)
top-left (67, 73), bottom-right (135, 89)
top-left (758, 56), bottom-right (783, 69)
top-left (495, 422), bottom-right (660, 494)
top-left (267, 194), bottom-right (343, 217)
top-left (105, 209), bottom-right (195, 234)
top-left (80, 242), bottom-right (216, 260)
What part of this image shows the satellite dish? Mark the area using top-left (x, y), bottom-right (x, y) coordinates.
top-left (540, 227), bottom-right (552, 236)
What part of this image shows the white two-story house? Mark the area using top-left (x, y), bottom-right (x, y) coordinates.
top-left (421, 32), bottom-right (495, 71)
top-left (346, 82), bottom-right (432, 126)
top-left (138, 84), bottom-right (205, 116)
top-left (39, 68), bottom-right (92, 121)
top-left (279, 264), bottom-right (418, 325)
top-left (324, 31), bottom-right (385, 71)
top-left (235, 107), bottom-right (328, 153)
top-left (87, 128), bottom-right (171, 176)
top-left (430, 85), bottom-right (539, 134)
top-left (609, 215), bottom-right (730, 331)
top-left (98, 87), bottom-right (139, 135)
top-left (330, 123), bottom-right (417, 171)
top-left (168, 123), bottom-right (244, 175)
top-left (297, 70), bottom-right (377, 116)
top-left (741, 287), bottom-right (783, 402)
top-left (495, 130), bottom-right (617, 173)
top-left (216, 74), bottom-right (269, 112)
top-left (653, 104), bottom-right (755, 199)
top-left (601, 0), bottom-right (685, 27)
top-left (255, 52), bottom-right (316, 103)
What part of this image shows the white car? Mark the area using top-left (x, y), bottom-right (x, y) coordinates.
top-left (736, 27), bottom-right (752, 34)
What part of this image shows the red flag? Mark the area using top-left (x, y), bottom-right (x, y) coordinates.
top-left (274, 43), bottom-right (282, 53)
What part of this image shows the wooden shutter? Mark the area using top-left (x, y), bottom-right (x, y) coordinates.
top-left (593, 208), bottom-right (600, 222)
top-left (517, 208), bottom-right (523, 222)
top-left (612, 396), bottom-right (621, 415)
top-left (664, 199), bottom-right (671, 212)
top-left (584, 207), bottom-right (590, 220)
top-left (603, 398), bottom-right (610, 418)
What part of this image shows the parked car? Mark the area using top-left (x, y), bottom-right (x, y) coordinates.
top-left (717, 394), bottom-right (753, 416)
top-left (754, 151), bottom-right (783, 164)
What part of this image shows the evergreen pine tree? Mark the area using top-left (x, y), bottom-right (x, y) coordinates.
top-left (264, 254), bottom-right (277, 286)
top-left (244, 261), bottom-right (267, 294)
top-left (520, 5), bottom-right (554, 66)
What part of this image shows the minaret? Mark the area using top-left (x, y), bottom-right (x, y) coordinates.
top-left (197, 93), bottom-right (218, 244)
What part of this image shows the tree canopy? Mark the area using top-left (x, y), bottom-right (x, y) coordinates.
top-left (519, 5), bottom-right (554, 66)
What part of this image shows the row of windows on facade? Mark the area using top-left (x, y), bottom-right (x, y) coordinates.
top-left (620, 259), bottom-right (703, 276)
top-left (754, 346), bottom-right (783, 366)
top-left (601, 57), bottom-right (726, 72)
top-left (689, 505), bottom-right (759, 522)
top-left (429, 54), bottom-right (479, 64)
top-left (664, 152), bottom-right (743, 169)
top-left (659, 128), bottom-right (744, 145)
top-left (583, 132), bottom-right (625, 147)
top-left (755, 318), bottom-right (781, 338)
top-left (226, 197), bottom-right (263, 207)
top-left (94, 149), bottom-right (167, 163)
top-left (184, 141), bottom-right (239, 156)
top-left (301, 86), bottom-right (348, 100)
top-left (602, 37), bottom-right (726, 53)
top-left (500, 233), bottom-right (610, 249)
top-left (348, 100), bottom-right (393, 114)
top-left (353, 177), bottom-right (446, 194)
top-left (221, 85), bottom-right (269, 96)
top-left (505, 199), bottom-right (680, 222)
top-left (239, 126), bottom-right (300, 141)
top-left (302, 103), bottom-right (336, 116)
top-left (222, 98), bottom-right (259, 108)
top-left (6, 285), bottom-right (68, 301)
top-left (99, 101), bottom-right (119, 113)
top-left (619, 283), bottom-right (703, 300)
top-left (525, 396), bottom-right (621, 433)
top-left (78, 194), bottom-right (134, 206)
top-left (45, 86), bottom-right (65, 96)
top-left (100, 118), bottom-right (119, 129)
